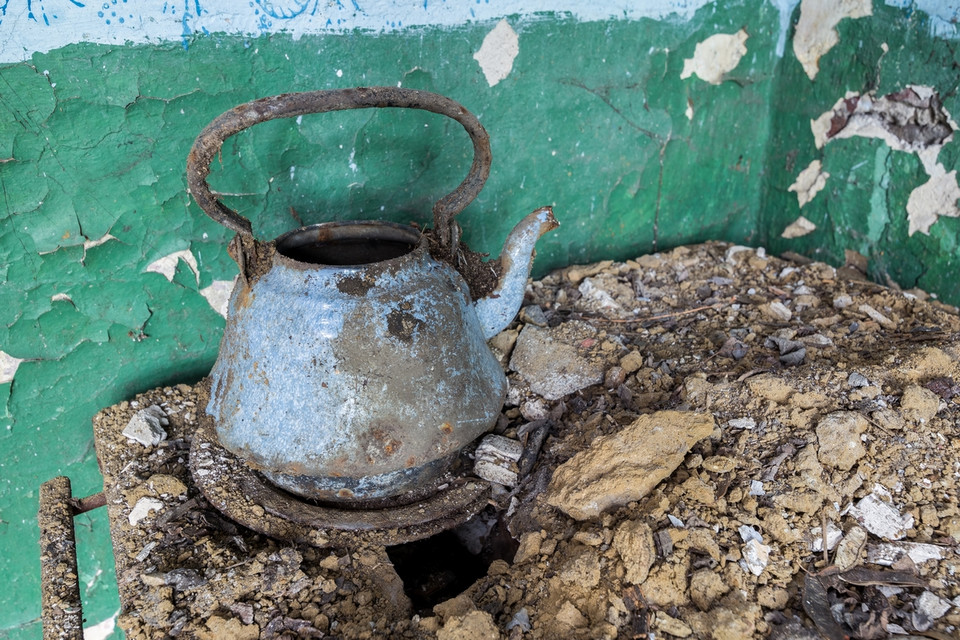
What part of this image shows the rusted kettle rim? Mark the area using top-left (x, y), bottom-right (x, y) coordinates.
top-left (272, 220), bottom-right (423, 268)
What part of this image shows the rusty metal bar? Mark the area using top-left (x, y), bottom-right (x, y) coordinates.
top-left (38, 476), bottom-right (85, 640)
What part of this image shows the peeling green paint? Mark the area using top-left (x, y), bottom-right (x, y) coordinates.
top-left (2, 1), bottom-right (960, 636)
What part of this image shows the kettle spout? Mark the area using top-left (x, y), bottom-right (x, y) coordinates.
top-left (474, 206), bottom-right (558, 339)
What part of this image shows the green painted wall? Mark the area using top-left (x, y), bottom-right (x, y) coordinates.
top-left (1, 1), bottom-right (958, 637)
top-left (762, 2), bottom-right (960, 300)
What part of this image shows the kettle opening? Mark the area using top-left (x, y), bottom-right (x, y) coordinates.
top-left (274, 221), bottom-right (421, 266)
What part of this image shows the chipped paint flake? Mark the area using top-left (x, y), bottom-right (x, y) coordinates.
top-left (473, 19), bottom-right (519, 87)
top-left (0, 351), bottom-right (23, 384)
top-left (82, 233), bottom-right (116, 250)
top-left (781, 216), bottom-right (818, 238)
top-left (793, 0), bottom-right (872, 80)
top-left (680, 29), bottom-right (748, 85)
top-left (200, 279), bottom-right (237, 318)
top-left (145, 250), bottom-right (200, 284)
top-left (50, 293), bottom-right (74, 304)
top-left (813, 85), bottom-right (959, 234)
top-left (906, 171), bottom-right (960, 236)
top-left (788, 159), bottom-right (829, 208)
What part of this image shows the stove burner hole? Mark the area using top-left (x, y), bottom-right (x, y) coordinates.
top-left (386, 506), bottom-right (519, 615)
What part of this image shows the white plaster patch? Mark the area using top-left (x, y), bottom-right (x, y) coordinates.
top-left (906, 171), bottom-right (960, 236)
top-left (0, 1), bottom-right (716, 64)
top-left (793, 0), bottom-right (872, 80)
top-left (787, 159), bottom-right (829, 208)
top-left (680, 29), bottom-right (749, 85)
top-left (0, 350), bottom-right (24, 384)
top-left (145, 249), bottom-right (200, 284)
top-left (781, 216), bottom-right (818, 239)
top-left (199, 278), bottom-right (237, 318)
top-left (473, 19), bottom-right (519, 87)
top-left (84, 609), bottom-right (120, 640)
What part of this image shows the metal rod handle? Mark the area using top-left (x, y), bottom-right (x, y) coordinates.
top-left (186, 86), bottom-right (493, 253)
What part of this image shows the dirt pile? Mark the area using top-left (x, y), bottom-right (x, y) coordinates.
top-left (90, 242), bottom-right (960, 639)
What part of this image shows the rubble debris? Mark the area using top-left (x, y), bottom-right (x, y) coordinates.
top-left (545, 411), bottom-right (715, 520)
top-left (121, 405), bottom-right (168, 446)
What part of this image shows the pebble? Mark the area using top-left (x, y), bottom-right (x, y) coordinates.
top-left (859, 303), bottom-right (897, 329)
top-left (653, 611), bottom-right (692, 637)
top-left (815, 411), bottom-right (868, 471)
top-left (846, 488), bottom-right (914, 540)
top-left (741, 538), bottom-right (771, 576)
top-left (128, 497), bottom-right (164, 525)
top-left (612, 520), bottom-right (655, 584)
top-left (122, 405), bottom-right (169, 446)
top-left (847, 372), bottom-right (870, 388)
top-left (913, 591), bottom-right (952, 632)
top-left (546, 411), bottom-right (715, 520)
top-left (901, 384), bottom-right (941, 423)
top-left (509, 324), bottom-right (605, 400)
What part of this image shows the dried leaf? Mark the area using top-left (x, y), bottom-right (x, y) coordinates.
top-left (802, 573), bottom-right (849, 640)
top-left (839, 566), bottom-right (927, 587)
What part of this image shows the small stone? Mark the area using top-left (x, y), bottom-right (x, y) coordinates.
top-left (437, 610), bottom-right (499, 640)
top-left (858, 303), bottom-right (897, 329)
top-left (619, 350), bottom-right (645, 373)
top-left (546, 411), bottom-right (715, 520)
top-left (653, 611), bottom-right (692, 637)
top-left (518, 305), bottom-right (548, 326)
top-left (129, 497), bottom-right (164, 526)
top-left (612, 520), bottom-right (655, 584)
top-left (728, 417), bottom-right (756, 430)
top-left (506, 608), bottom-right (531, 632)
top-left (913, 591), bottom-right (951, 632)
top-left (122, 405), bottom-right (169, 446)
top-left (554, 601), bottom-right (589, 630)
top-left (702, 455), bottom-right (736, 473)
top-left (833, 294), bottom-right (853, 309)
top-left (847, 372), bottom-right (870, 388)
top-left (473, 434), bottom-right (523, 487)
top-left (512, 531), bottom-right (543, 564)
top-left (488, 328), bottom-right (519, 365)
top-left (565, 260), bottom-right (613, 284)
top-left (689, 568), bottom-right (729, 610)
top-left (815, 411), bottom-right (868, 471)
top-left (509, 323), bottom-right (606, 400)
top-left (741, 538), bottom-right (770, 576)
top-left (901, 384), bottom-right (940, 424)
top-left (761, 301), bottom-right (792, 322)
top-left (833, 526), bottom-right (867, 570)
top-left (847, 490), bottom-right (914, 540)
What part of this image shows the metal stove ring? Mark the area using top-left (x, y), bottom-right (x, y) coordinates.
top-left (189, 416), bottom-right (491, 547)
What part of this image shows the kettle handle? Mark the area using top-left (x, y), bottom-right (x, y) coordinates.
top-left (186, 87), bottom-right (491, 250)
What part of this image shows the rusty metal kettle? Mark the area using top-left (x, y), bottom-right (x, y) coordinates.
top-left (187, 87), bottom-right (556, 504)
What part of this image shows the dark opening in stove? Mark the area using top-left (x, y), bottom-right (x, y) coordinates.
top-left (386, 506), bottom-right (519, 615)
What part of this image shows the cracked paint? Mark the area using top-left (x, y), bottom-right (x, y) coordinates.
top-left (788, 159), bottom-right (829, 207)
top-left (200, 279), bottom-right (237, 318)
top-left (473, 19), bottom-right (519, 87)
top-left (781, 215), bottom-right (817, 238)
top-left (793, 0), bottom-right (871, 80)
top-left (680, 29), bottom-right (749, 85)
top-left (145, 249), bottom-right (200, 284)
top-left (812, 85), bottom-right (959, 235)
